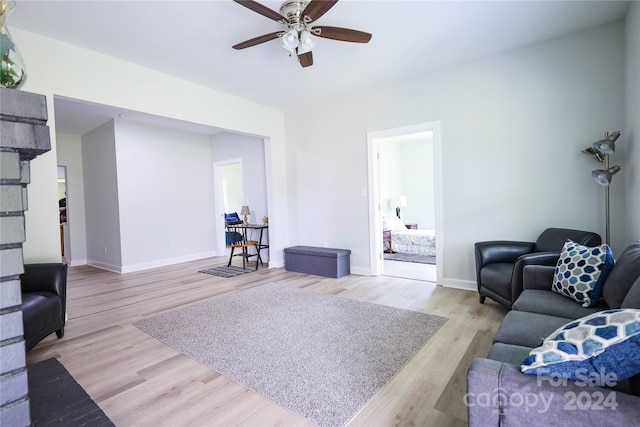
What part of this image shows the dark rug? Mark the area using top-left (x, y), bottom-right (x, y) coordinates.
top-left (384, 252), bottom-right (436, 264)
top-left (27, 358), bottom-right (114, 427)
top-left (134, 283), bottom-right (447, 427)
top-left (198, 265), bottom-right (254, 278)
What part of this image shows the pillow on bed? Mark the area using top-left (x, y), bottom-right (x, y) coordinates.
top-left (382, 216), bottom-right (407, 231)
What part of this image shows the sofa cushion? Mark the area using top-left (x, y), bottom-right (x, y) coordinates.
top-left (551, 240), bottom-right (614, 308)
top-left (603, 241), bottom-right (640, 309)
top-left (521, 309), bottom-right (640, 383)
top-left (487, 342), bottom-right (532, 365)
top-left (622, 277), bottom-right (640, 309)
top-left (513, 289), bottom-right (607, 319)
top-left (493, 310), bottom-right (572, 348)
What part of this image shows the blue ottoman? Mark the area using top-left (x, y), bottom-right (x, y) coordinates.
top-left (284, 246), bottom-right (351, 278)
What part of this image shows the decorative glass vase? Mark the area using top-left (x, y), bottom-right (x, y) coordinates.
top-left (0, 0), bottom-right (26, 89)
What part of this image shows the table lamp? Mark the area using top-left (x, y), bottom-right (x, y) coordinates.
top-left (240, 205), bottom-right (250, 226)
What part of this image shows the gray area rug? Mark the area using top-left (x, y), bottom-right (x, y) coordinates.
top-left (134, 283), bottom-right (447, 427)
top-left (198, 265), bottom-right (253, 278)
top-left (384, 253), bottom-right (436, 264)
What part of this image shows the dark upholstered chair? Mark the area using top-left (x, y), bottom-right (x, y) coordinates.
top-left (474, 228), bottom-right (601, 310)
top-left (21, 263), bottom-right (68, 352)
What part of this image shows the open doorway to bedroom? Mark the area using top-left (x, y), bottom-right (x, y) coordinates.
top-left (367, 121), bottom-right (443, 283)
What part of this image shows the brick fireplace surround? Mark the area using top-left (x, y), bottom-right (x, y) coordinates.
top-left (0, 87), bottom-right (51, 426)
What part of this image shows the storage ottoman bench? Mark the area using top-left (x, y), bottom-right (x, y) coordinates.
top-left (284, 246), bottom-right (351, 278)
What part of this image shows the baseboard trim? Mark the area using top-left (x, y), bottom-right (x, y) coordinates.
top-left (86, 260), bottom-right (122, 273)
top-left (121, 252), bottom-right (219, 273)
top-left (86, 252), bottom-right (220, 274)
top-left (442, 278), bottom-right (476, 291)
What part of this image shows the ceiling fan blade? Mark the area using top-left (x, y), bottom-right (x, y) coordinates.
top-left (312, 26), bottom-right (372, 43)
top-left (298, 51), bottom-right (313, 68)
top-left (233, 0), bottom-right (288, 22)
top-left (232, 31), bottom-right (283, 50)
top-left (302, 0), bottom-right (339, 23)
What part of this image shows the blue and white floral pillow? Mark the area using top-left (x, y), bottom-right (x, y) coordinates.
top-left (521, 309), bottom-right (640, 383)
top-left (551, 240), bottom-right (614, 307)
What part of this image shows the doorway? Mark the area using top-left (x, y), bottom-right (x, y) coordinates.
top-left (57, 166), bottom-right (69, 262)
top-left (213, 158), bottom-right (244, 255)
top-left (367, 121), bottom-right (443, 283)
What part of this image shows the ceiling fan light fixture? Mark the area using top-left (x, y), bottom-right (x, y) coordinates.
top-left (297, 30), bottom-right (314, 54)
top-left (281, 28), bottom-right (299, 55)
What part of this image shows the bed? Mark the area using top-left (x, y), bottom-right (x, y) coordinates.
top-left (383, 216), bottom-right (436, 256)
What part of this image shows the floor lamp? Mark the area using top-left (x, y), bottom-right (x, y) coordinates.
top-left (582, 131), bottom-right (621, 245)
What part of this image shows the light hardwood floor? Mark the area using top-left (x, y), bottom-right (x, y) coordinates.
top-left (26, 256), bottom-right (506, 426)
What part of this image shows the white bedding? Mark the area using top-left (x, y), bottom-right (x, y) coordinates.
top-left (383, 216), bottom-right (436, 256)
top-left (391, 229), bottom-right (436, 256)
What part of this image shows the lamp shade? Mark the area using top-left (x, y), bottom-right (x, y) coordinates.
top-left (297, 30), bottom-right (313, 55)
top-left (593, 131), bottom-right (620, 155)
top-left (240, 205), bottom-right (250, 216)
top-left (592, 165), bottom-right (621, 186)
top-left (281, 29), bottom-right (299, 55)
top-left (581, 147), bottom-right (605, 163)
top-left (399, 196), bottom-right (407, 208)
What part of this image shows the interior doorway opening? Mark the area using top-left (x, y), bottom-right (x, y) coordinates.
top-left (57, 166), bottom-right (69, 262)
top-left (367, 121), bottom-right (443, 283)
top-left (213, 158), bottom-right (244, 256)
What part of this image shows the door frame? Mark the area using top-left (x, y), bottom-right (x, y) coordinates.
top-left (366, 121), bottom-right (443, 284)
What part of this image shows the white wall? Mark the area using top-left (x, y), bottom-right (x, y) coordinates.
top-left (56, 132), bottom-right (87, 265)
top-left (623, 2), bottom-right (640, 244)
top-left (285, 21), bottom-right (625, 287)
top-left (378, 137), bottom-right (435, 229)
top-left (82, 121), bottom-right (122, 270)
top-left (400, 138), bottom-right (435, 229)
top-left (115, 120), bottom-right (217, 272)
top-left (378, 142), bottom-right (403, 216)
top-left (221, 163), bottom-right (243, 213)
top-left (211, 132), bottom-right (268, 224)
top-left (13, 28), bottom-right (289, 267)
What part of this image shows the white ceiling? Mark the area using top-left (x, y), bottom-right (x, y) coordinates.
top-left (10, 0), bottom-right (630, 135)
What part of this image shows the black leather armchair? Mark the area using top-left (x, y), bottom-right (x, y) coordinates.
top-left (474, 228), bottom-right (601, 310)
top-left (21, 263), bottom-right (68, 352)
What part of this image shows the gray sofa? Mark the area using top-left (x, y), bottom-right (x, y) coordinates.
top-left (468, 241), bottom-right (640, 426)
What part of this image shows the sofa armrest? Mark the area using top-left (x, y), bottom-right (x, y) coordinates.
top-left (510, 252), bottom-right (560, 299)
top-left (517, 251), bottom-right (560, 267)
top-left (522, 265), bottom-right (556, 291)
top-left (467, 358), bottom-right (640, 426)
top-left (466, 358), bottom-right (502, 426)
top-left (21, 263), bottom-right (67, 297)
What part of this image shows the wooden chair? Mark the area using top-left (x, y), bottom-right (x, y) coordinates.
top-left (226, 223), bottom-right (259, 270)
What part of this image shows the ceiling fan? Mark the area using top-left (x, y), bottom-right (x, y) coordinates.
top-left (232, 0), bottom-right (372, 68)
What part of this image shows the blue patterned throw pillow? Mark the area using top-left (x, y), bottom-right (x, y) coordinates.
top-left (521, 309), bottom-right (640, 383)
top-left (551, 240), bottom-right (614, 307)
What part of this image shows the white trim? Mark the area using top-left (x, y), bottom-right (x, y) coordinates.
top-left (86, 260), bottom-right (122, 273)
top-left (366, 121), bottom-right (444, 285)
top-left (120, 251), bottom-right (220, 273)
top-left (67, 258), bottom-right (87, 267)
top-left (441, 278), bottom-right (476, 292)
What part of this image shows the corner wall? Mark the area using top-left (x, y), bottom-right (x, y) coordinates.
top-left (285, 21), bottom-right (625, 285)
top-left (11, 28), bottom-right (289, 268)
top-left (623, 2), bottom-right (640, 242)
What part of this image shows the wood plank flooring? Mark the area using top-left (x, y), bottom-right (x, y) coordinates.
top-left (26, 256), bottom-right (506, 426)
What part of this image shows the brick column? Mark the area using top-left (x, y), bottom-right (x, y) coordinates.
top-left (0, 88), bottom-right (51, 426)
